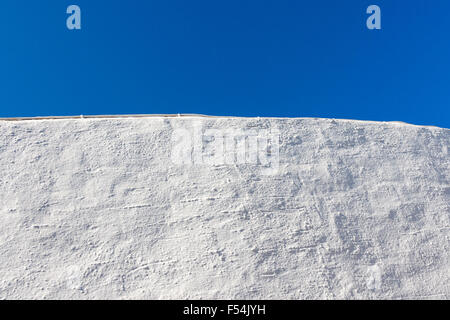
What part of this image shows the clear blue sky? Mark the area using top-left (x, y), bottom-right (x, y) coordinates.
top-left (1, 1), bottom-right (449, 128)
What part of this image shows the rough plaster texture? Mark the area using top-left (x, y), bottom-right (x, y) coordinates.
top-left (0, 117), bottom-right (448, 299)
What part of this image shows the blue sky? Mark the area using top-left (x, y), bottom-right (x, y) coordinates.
top-left (0, 1), bottom-right (449, 128)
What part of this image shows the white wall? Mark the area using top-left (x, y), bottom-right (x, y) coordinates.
top-left (0, 117), bottom-right (448, 299)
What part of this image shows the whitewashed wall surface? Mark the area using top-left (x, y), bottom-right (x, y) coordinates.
top-left (0, 117), bottom-right (448, 299)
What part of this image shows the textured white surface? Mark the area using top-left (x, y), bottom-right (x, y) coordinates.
top-left (0, 117), bottom-right (449, 299)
